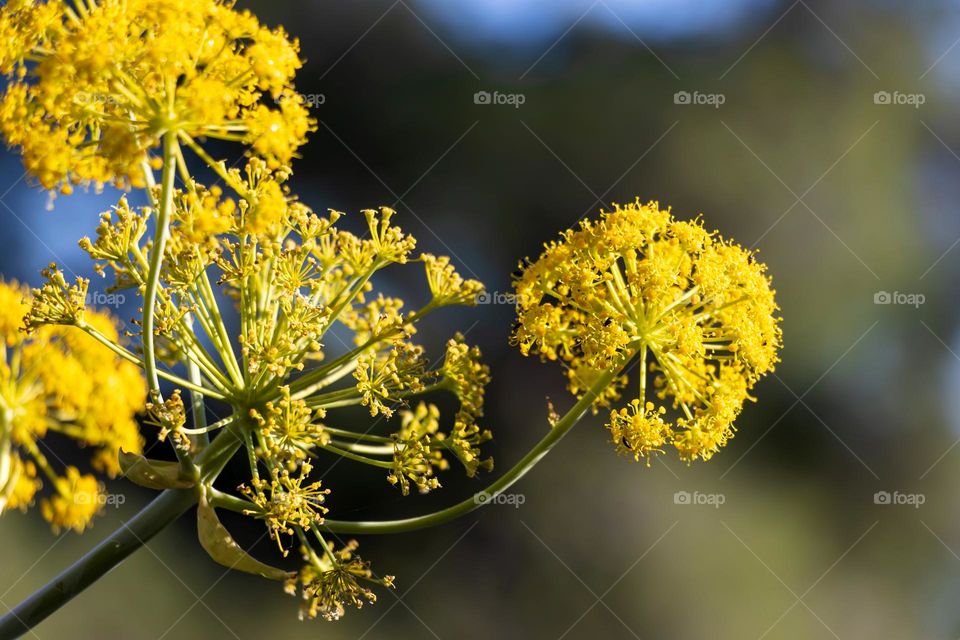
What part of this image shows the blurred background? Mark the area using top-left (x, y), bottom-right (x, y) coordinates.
top-left (2, 0), bottom-right (960, 637)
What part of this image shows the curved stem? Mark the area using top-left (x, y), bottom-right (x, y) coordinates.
top-left (0, 489), bottom-right (196, 640)
top-left (316, 442), bottom-right (392, 468)
top-left (329, 439), bottom-right (393, 456)
top-left (0, 423), bottom-right (245, 638)
top-left (322, 363), bottom-right (622, 535)
top-left (178, 131), bottom-right (247, 197)
top-left (208, 487), bottom-right (259, 514)
top-left (0, 356), bottom-right (626, 633)
top-left (179, 413), bottom-right (237, 436)
top-left (142, 131), bottom-right (177, 395)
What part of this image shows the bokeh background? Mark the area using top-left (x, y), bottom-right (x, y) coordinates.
top-left (3, 0), bottom-right (960, 638)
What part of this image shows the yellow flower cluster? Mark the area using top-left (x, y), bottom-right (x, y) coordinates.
top-left (0, 0), bottom-right (554, 625)
top-left (0, 0), bottom-right (312, 192)
top-left (22, 151), bottom-right (490, 615)
top-left (514, 200), bottom-right (781, 464)
top-left (242, 461), bottom-right (330, 555)
top-left (388, 403), bottom-right (445, 495)
top-left (0, 0), bottom-right (790, 627)
top-left (286, 539), bottom-right (394, 622)
top-left (0, 280), bottom-right (145, 532)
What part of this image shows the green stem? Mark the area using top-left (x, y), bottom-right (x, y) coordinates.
top-left (316, 442), bottom-right (392, 468)
top-left (178, 131), bottom-right (247, 197)
top-left (179, 413), bottom-right (237, 436)
top-left (0, 356), bottom-right (626, 634)
top-left (185, 315), bottom-right (209, 450)
top-left (322, 363), bottom-right (622, 535)
top-left (322, 427), bottom-right (392, 443)
top-left (0, 489), bottom-right (196, 640)
top-left (328, 439), bottom-right (393, 456)
top-left (0, 424), bottom-right (245, 639)
top-left (208, 487), bottom-right (260, 515)
top-left (142, 131), bottom-right (177, 395)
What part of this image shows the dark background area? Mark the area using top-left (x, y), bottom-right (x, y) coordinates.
top-left (3, 0), bottom-right (960, 637)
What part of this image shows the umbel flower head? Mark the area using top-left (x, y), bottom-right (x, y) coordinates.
top-left (0, 280), bottom-right (145, 533)
top-left (25, 153), bottom-right (491, 618)
top-left (0, 0), bottom-right (313, 193)
top-left (0, 0), bottom-right (788, 627)
top-left (513, 200), bottom-right (782, 464)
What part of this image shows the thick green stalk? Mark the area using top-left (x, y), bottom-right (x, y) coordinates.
top-left (322, 365), bottom-right (621, 535)
top-left (0, 426), bottom-right (244, 639)
top-left (0, 489), bottom-right (195, 640)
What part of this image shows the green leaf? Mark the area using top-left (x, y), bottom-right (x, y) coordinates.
top-left (119, 450), bottom-right (196, 490)
top-left (197, 499), bottom-right (292, 581)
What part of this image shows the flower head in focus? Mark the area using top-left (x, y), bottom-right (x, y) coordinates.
top-left (0, 279), bottom-right (145, 533)
top-left (286, 539), bottom-right (394, 621)
top-left (6, 0), bottom-right (490, 622)
top-left (513, 200), bottom-right (782, 464)
top-left (0, 0), bottom-right (313, 193)
top-left (25, 157), bottom-right (491, 617)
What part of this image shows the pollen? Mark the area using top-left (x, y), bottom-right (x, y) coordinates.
top-left (0, 0), bottom-right (314, 192)
top-left (513, 200), bottom-right (782, 464)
